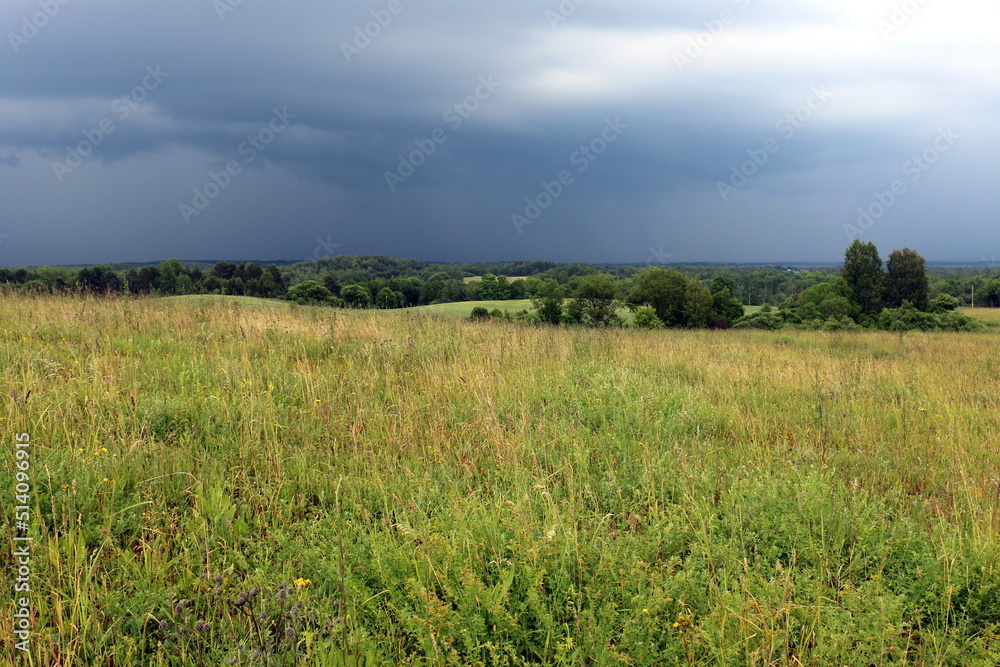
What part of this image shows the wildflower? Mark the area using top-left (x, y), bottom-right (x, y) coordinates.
top-left (918, 408), bottom-right (927, 412)
top-left (642, 608), bottom-right (649, 614)
top-left (102, 478), bottom-right (111, 483)
top-left (294, 578), bottom-right (312, 589)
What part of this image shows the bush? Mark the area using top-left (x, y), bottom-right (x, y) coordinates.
top-left (286, 280), bottom-right (333, 305)
top-left (878, 302), bottom-right (941, 331)
top-left (732, 312), bottom-right (785, 330)
top-left (512, 309), bottom-right (541, 324)
top-left (633, 306), bottom-right (664, 329)
top-left (931, 293), bottom-right (960, 312)
top-left (470, 307), bottom-right (490, 321)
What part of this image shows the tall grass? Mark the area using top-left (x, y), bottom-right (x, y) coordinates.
top-left (2, 293), bottom-right (999, 665)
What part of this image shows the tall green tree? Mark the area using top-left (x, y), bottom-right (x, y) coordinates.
top-left (77, 265), bottom-right (122, 293)
top-left (884, 248), bottom-right (929, 310)
top-left (531, 279), bottom-right (565, 324)
top-left (569, 273), bottom-right (619, 326)
top-left (842, 240), bottom-right (884, 318)
top-left (375, 287), bottom-right (399, 309)
top-left (627, 267), bottom-right (689, 326)
top-left (686, 278), bottom-right (714, 328)
top-left (711, 288), bottom-right (745, 325)
top-left (478, 274), bottom-right (511, 300)
top-left (709, 275), bottom-right (738, 299)
top-left (340, 284), bottom-right (373, 308)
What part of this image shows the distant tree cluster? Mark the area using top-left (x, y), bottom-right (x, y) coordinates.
top-left (0, 259), bottom-right (289, 299)
top-left (734, 241), bottom-right (988, 332)
top-left (511, 268), bottom-right (747, 329)
top-left (464, 243), bottom-right (990, 332)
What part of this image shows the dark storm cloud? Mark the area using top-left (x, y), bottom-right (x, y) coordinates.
top-left (0, 0), bottom-right (997, 265)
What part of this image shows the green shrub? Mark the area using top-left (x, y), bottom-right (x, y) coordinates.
top-left (733, 312), bottom-right (785, 330)
top-left (633, 306), bottom-right (664, 329)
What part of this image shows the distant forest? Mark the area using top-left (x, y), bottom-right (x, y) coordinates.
top-left (1, 251), bottom-right (998, 331)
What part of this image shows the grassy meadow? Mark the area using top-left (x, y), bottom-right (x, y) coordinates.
top-left (402, 299), bottom-right (536, 317)
top-left (2, 293), bottom-right (1000, 665)
top-left (404, 300), bottom-right (639, 325)
top-left (960, 308), bottom-right (1000, 324)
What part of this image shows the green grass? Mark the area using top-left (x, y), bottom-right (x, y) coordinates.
top-left (160, 294), bottom-right (292, 308)
top-left (3, 292), bottom-right (1000, 665)
top-left (403, 300), bottom-right (641, 324)
top-left (402, 299), bottom-right (536, 316)
top-left (961, 307), bottom-right (1000, 324)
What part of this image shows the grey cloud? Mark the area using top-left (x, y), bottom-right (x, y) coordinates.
top-left (0, 0), bottom-right (997, 265)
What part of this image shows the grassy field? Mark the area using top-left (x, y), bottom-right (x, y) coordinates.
top-left (3, 293), bottom-right (1000, 665)
top-left (403, 300), bottom-right (640, 324)
top-left (961, 307), bottom-right (1000, 324)
top-left (160, 294), bottom-right (293, 308)
top-left (402, 299), bottom-right (536, 316)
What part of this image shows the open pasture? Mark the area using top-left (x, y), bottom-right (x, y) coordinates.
top-left (2, 293), bottom-right (999, 665)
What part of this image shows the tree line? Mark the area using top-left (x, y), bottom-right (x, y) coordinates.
top-left (0, 249), bottom-right (997, 332)
top-left (494, 242), bottom-right (987, 332)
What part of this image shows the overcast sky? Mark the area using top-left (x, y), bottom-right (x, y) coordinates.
top-left (1, 0), bottom-right (998, 266)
